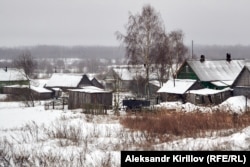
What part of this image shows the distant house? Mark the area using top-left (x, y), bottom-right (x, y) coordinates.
top-left (0, 68), bottom-right (28, 93)
top-left (105, 65), bottom-right (143, 91)
top-left (177, 55), bottom-right (245, 89)
top-left (157, 79), bottom-right (202, 102)
top-left (186, 87), bottom-right (233, 105)
top-left (68, 86), bottom-right (112, 110)
top-left (232, 65), bottom-right (250, 97)
top-left (105, 65), bottom-right (159, 96)
top-left (45, 73), bottom-right (93, 96)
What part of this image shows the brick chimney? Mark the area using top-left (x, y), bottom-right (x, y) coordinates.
top-left (200, 55), bottom-right (205, 62)
top-left (226, 53), bottom-right (231, 62)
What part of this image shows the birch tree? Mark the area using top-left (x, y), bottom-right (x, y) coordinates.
top-left (116, 5), bottom-right (165, 98)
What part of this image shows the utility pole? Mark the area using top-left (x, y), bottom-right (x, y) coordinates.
top-left (191, 40), bottom-right (194, 59)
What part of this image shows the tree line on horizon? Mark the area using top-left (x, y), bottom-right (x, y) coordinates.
top-left (0, 44), bottom-right (249, 61)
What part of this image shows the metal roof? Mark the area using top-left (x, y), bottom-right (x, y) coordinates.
top-left (187, 60), bottom-right (245, 82)
top-left (0, 68), bottom-right (26, 81)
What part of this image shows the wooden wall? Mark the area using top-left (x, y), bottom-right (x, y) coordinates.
top-left (186, 90), bottom-right (232, 105)
top-left (234, 68), bottom-right (250, 87)
top-left (68, 91), bottom-right (112, 110)
top-left (3, 87), bottom-right (52, 100)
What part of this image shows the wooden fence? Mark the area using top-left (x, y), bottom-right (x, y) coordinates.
top-left (44, 98), bottom-right (68, 110)
top-left (82, 103), bottom-right (110, 115)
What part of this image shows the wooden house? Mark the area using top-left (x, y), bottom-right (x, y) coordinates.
top-left (232, 65), bottom-right (250, 97)
top-left (177, 55), bottom-right (245, 89)
top-left (0, 68), bottom-right (28, 93)
top-left (105, 65), bottom-right (143, 91)
top-left (105, 65), bottom-right (159, 96)
top-left (186, 87), bottom-right (232, 105)
top-left (157, 79), bottom-right (202, 102)
top-left (68, 86), bottom-right (112, 110)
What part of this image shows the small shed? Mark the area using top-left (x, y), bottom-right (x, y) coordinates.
top-left (68, 86), bottom-right (112, 110)
top-left (186, 87), bottom-right (233, 105)
top-left (157, 79), bottom-right (202, 102)
top-left (3, 85), bottom-right (52, 100)
top-left (31, 86), bottom-right (53, 100)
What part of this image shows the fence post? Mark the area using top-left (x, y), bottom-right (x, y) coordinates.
top-left (63, 98), bottom-right (64, 110)
top-left (246, 95), bottom-right (248, 113)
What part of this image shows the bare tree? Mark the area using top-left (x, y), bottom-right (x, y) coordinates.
top-left (168, 30), bottom-right (188, 78)
top-left (154, 33), bottom-right (170, 86)
top-left (116, 5), bottom-right (165, 98)
top-left (154, 30), bottom-right (188, 86)
top-left (13, 51), bottom-right (37, 107)
top-left (13, 51), bottom-right (36, 79)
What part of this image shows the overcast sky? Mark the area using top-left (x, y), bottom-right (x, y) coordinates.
top-left (0, 0), bottom-right (250, 47)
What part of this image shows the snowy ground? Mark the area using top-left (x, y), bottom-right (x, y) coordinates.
top-left (0, 96), bottom-right (250, 166)
top-left (156, 96), bottom-right (250, 114)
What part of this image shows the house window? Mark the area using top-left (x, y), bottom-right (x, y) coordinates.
top-left (185, 65), bottom-right (189, 73)
top-left (195, 95), bottom-right (201, 104)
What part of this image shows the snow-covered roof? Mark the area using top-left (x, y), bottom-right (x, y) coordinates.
top-left (210, 80), bottom-right (233, 87)
top-left (112, 66), bottom-right (144, 80)
top-left (149, 80), bottom-right (161, 87)
top-left (45, 73), bottom-right (84, 88)
top-left (157, 79), bottom-right (197, 94)
top-left (70, 86), bottom-right (110, 93)
top-left (4, 85), bottom-right (52, 93)
top-left (0, 68), bottom-right (26, 81)
top-left (111, 65), bottom-right (157, 81)
top-left (31, 86), bottom-right (52, 93)
top-left (187, 60), bottom-right (245, 82)
top-left (246, 65), bottom-right (250, 71)
top-left (188, 87), bottom-right (232, 95)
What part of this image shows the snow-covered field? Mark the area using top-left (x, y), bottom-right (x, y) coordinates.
top-left (0, 96), bottom-right (250, 166)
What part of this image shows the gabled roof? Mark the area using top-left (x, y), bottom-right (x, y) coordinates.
top-left (0, 68), bottom-right (26, 81)
top-left (186, 60), bottom-right (245, 82)
top-left (157, 79), bottom-right (197, 94)
top-left (91, 77), bottom-right (104, 89)
top-left (45, 73), bottom-right (85, 88)
top-left (232, 64), bottom-right (250, 86)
